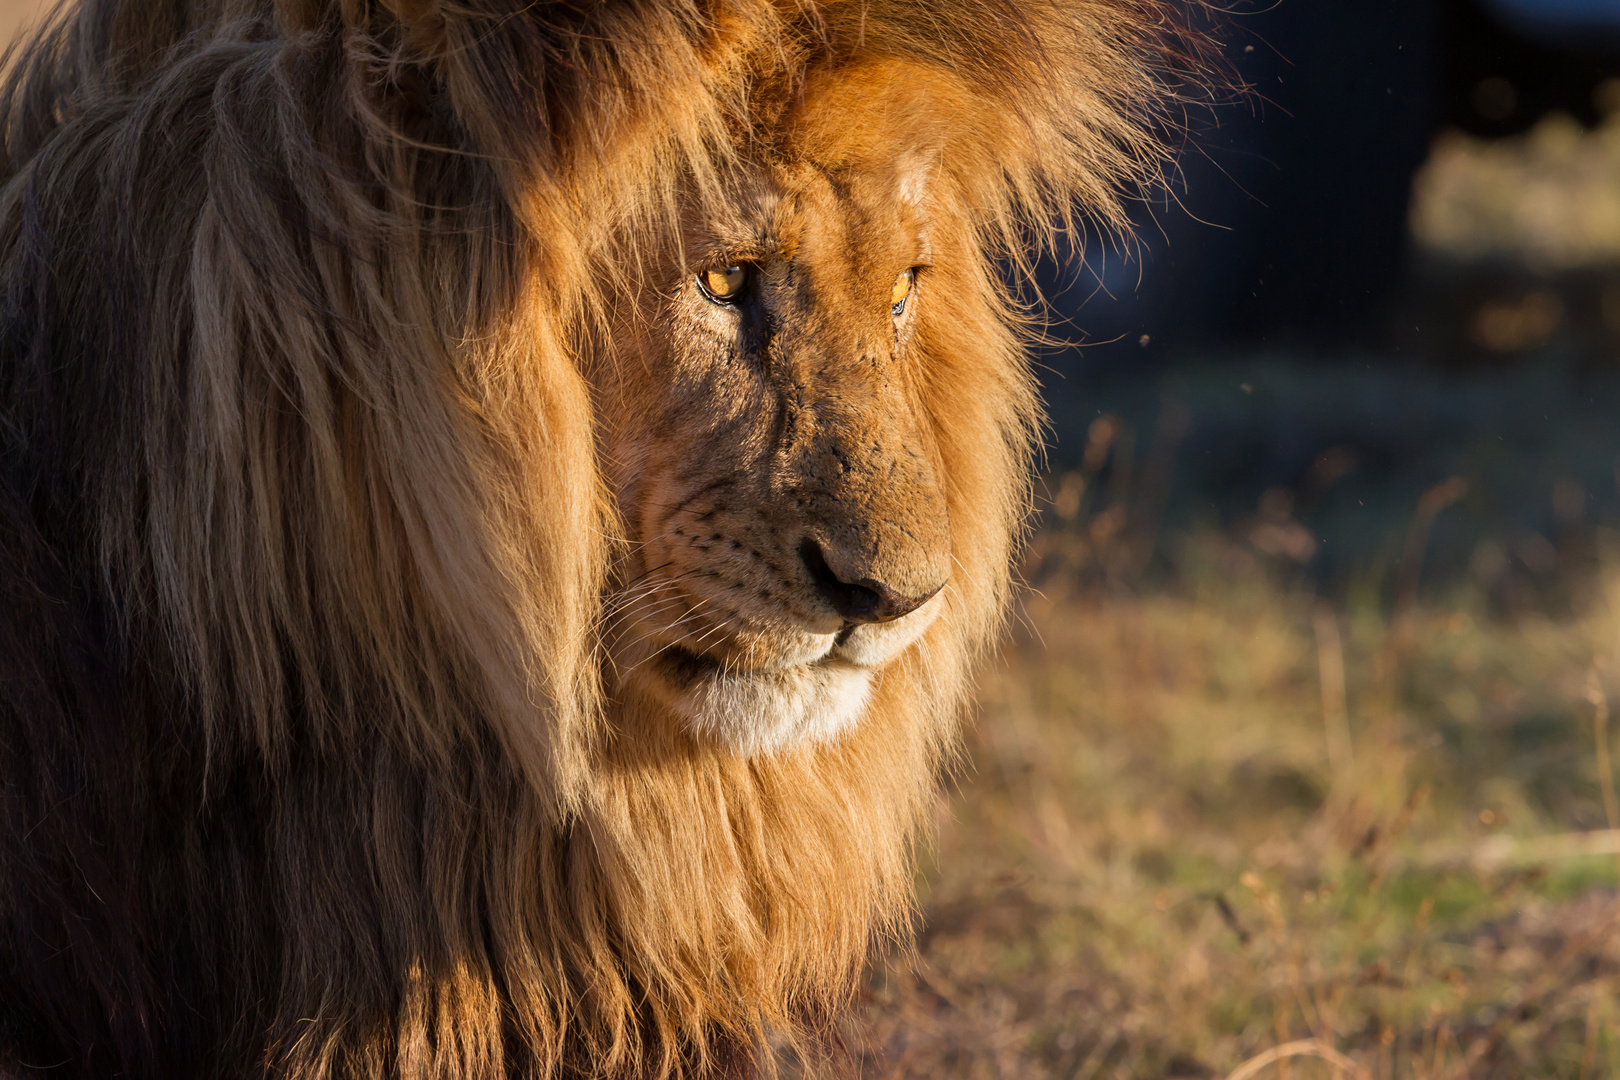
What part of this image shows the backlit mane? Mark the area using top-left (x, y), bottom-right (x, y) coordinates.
top-left (0, 0), bottom-right (1214, 1075)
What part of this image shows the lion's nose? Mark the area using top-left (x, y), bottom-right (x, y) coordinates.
top-left (799, 539), bottom-right (944, 625)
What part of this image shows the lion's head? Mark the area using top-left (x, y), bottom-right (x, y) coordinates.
top-left (0, 0), bottom-right (1211, 1076)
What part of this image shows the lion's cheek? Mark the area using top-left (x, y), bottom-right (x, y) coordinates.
top-left (675, 660), bottom-right (874, 755)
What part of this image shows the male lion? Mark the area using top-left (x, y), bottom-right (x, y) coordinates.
top-left (0, 0), bottom-right (1206, 1075)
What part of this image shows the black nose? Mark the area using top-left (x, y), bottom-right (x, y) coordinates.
top-left (799, 539), bottom-right (942, 624)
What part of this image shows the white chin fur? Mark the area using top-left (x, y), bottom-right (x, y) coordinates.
top-left (674, 660), bottom-right (873, 756)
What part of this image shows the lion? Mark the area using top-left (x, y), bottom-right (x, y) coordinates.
top-left (0, 0), bottom-right (1207, 1075)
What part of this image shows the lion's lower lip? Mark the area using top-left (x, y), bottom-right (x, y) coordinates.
top-left (659, 639), bottom-right (862, 683)
top-left (647, 610), bottom-right (925, 686)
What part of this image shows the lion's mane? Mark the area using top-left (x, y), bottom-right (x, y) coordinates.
top-left (0, 0), bottom-right (1212, 1075)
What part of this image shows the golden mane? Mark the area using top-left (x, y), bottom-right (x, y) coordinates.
top-left (0, 0), bottom-right (1215, 1075)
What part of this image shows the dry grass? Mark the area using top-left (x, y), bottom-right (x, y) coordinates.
top-left (855, 519), bottom-right (1620, 1079)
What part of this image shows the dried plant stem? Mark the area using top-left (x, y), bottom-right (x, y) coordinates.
top-left (1314, 602), bottom-right (1353, 780)
top-left (1586, 668), bottom-right (1619, 834)
top-left (1579, 995), bottom-right (1600, 1080)
top-left (1224, 1039), bottom-right (1373, 1080)
top-left (1393, 477), bottom-right (1469, 619)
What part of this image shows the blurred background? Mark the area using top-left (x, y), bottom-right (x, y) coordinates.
top-left (4, 0), bottom-right (1620, 1075)
top-left (1034, 0), bottom-right (1620, 602)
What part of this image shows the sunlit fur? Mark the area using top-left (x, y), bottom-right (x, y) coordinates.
top-left (0, 0), bottom-right (1212, 1075)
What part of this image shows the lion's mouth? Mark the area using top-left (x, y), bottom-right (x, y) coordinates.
top-left (628, 589), bottom-right (944, 687)
top-left (658, 621), bottom-right (877, 683)
top-left (610, 589), bottom-right (943, 755)
top-left (658, 637), bottom-right (847, 683)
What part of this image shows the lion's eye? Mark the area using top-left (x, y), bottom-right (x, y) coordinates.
top-left (698, 265), bottom-right (751, 303)
top-left (891, 268), bottom-right (915, 317)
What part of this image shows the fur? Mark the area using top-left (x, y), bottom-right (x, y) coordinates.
top-left (0, 0), bottom-right (1214, 1075)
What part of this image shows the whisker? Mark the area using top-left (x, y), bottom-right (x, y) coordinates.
top-left (614, 595), bottom-right (725, 679)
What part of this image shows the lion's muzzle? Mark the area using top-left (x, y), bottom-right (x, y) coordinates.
top-left (611, 394), bottom-right (953, 755)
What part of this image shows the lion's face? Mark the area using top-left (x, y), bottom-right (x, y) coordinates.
top-left (602, 159), bottom-right (953, 755)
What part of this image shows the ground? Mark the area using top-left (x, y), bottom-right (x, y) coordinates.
top-left (854, 414), bottom-right (1620, 1078)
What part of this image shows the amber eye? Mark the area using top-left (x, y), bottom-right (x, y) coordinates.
top-left (698, 264), bottom-right (750, 303)
top-left (891, 268), bottom-right (915, 316)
